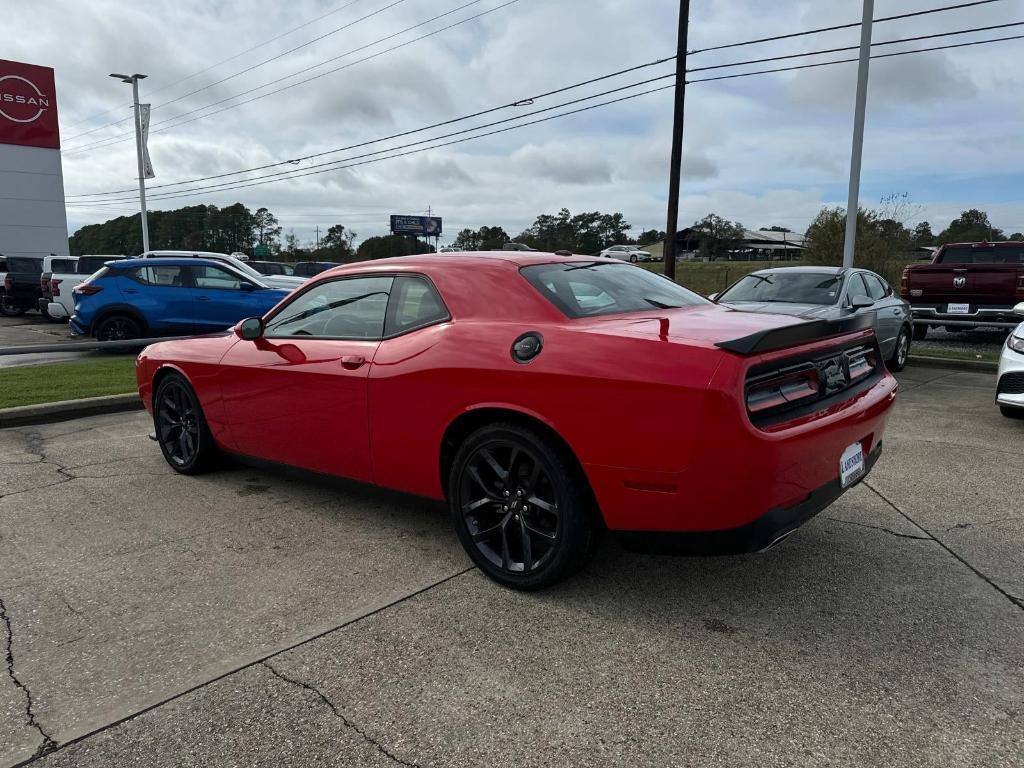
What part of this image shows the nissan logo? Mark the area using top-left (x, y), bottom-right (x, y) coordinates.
top-left (0, 74), bottom-right (51, 124)
top-left (953, 276), bottom-right (967, 289)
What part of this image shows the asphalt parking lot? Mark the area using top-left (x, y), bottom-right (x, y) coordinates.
top-left (0, 315), bottom-right (91, 369)
top-left (1, 366), bottom-right (1022, 767)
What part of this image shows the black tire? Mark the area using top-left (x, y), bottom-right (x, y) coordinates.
top-left (912, 324), bottom-right (928, 341)
top-left (0, 297), bottom-right (27, 316)
top-left (154, 374), bottom-right (219, 474)
top-left (629, 254), bottom-right (638, 263)
top-left (1000, 405), bottom-right (1024, 420)
top-left (95, 314), bottom-right (142, 341)
top-left (448, 423), bottom-right (600, 590)
top-left (887, 327), bottom-right (910, 372)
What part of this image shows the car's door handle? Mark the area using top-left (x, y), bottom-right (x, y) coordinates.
top-left (340, 355), bottom-right (365, 370)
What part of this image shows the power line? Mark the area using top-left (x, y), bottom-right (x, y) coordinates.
top-left (62, 0), bottom-right (508, 155)
top-left (60, 0), bottom-right (370, 132)
top-left (63, 0), bottom-right (410, 143)
top-left (688, 0), bottom-right (1006, 54)
top-left (67, 55), bottom-right (676, 198)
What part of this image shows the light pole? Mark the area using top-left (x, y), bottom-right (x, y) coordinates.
top-left (110, 73), bottom-right (150, 253)
top-left (842, 0), bottom-right (874, 268)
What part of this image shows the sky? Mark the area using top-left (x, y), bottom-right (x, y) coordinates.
top-left (8, 0), bottom-right (1024, 247)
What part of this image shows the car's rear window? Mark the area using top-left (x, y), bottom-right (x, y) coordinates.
top-left (51, 258), bottom-right (77, 272)
top-left (938, 246), bottom-right (1024, 264)
top-left (520, 262), bottom-right (708, 319)
top-left (7, 257), bottom-right (43, 273)
top-left (78, 256), bottom-right (122, 274)
top-left (717, 272), bottom-right (843, 305)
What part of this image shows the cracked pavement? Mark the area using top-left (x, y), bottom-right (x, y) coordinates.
top-left (1, 366), bottom-right (1022, 767)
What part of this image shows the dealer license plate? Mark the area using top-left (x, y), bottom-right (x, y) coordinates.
top-left (840, 442), bottom-right (865, 488)
top-left (946, 303), bottom-right (971, 314)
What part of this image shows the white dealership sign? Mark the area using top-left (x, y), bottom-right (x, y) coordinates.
top-left (0, 59), bottom-right (69, 259)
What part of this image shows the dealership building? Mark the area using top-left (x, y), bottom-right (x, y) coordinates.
top-left (0, 58), bottom-right (69, 259)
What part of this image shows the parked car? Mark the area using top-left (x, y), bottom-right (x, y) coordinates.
top-left (70, 257), bottom-right (290, 341)
top-left (42, 255), bottom-right (125, 321)
top-left (1, 256), bottom-right (45, 316)
top-left (491, 243), bottom-right (537, 252)
top-left (136, 254), bottom-right (898, 590)
top-left (600, 245), bottom-right (654, 262)
top-left (250, 260), bottom-right (294, 276)
top-left (901, 240), bottom-right (1024, 339)
top-left (37, 255), bottom-right (80, 321)
top-left (138, 251), bottom-right (305, 290)
top-left (996, 302), bottom-right (1024, 418)
top-left (438, 246), bottom-right (460, 253)
top-left (713, 266), bottom-right (913, 371)
top-left (293, 261), bottom-right (341, 277)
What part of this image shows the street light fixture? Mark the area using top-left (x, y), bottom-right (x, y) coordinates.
top-left (109, 72), bottom-right (150, 252)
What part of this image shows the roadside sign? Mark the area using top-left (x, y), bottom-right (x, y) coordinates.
top-left (390, 215), bottom-right (442, 237)
top-left (254, 245), bottom-right (270, 258)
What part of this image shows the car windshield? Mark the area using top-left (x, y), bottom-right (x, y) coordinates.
top-left (521, 262), bottom-right (708, 319)
top-left (718, 272), bottom-right (843, 305)
top-left (938, 245), bottom-right (1024, 264)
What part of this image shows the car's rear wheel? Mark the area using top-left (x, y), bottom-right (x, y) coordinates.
top-left (448, 423), bottom-right (599, 590)
top-left (888, 327), bottom-right (910, 372)
top-left (629, 254), bottom-right (638, 263)
top-left (913, 323), bottom-right (928, 341)
top-left (95, 314), bottom-right (141, 341)
top-left (1000, 405), bottom-right (1024, 420)
top-left (0, 297), bottom-right (27, 316)
top-left (154, 374), bottom-right (218, 474)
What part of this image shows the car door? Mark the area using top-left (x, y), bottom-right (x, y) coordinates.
top-left (218, 274), bottom-right (393, 481)
top-left (188, 263), bottom-right (270, 332)
top-left (121, 264), bottom-right (196, 333)
top-left (863, 271), bottom-right (903, 355)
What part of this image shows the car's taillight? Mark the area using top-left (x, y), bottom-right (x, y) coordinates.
top-left (73, 283), bottom-right (103, 296)
top-left (900, 267), bottom-right (910, 297)
top-left (847, 346), bottom-right (878, 383)
top-left (1017, 270), bottom-right (1024, 299)
top-left (746, 368), bottom-right (821, 414)
top-left (40, 275), bottom-right (50, 292)
top-left (3, 275), bottom-right (11, 291)
top-left (51, 279), bottom-right (62, 297)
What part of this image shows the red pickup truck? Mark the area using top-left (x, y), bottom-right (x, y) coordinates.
top-left (901, 241), bottom-right (1024, 339)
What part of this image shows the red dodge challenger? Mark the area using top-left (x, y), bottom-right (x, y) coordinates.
top-left (137, 253), bottom-right (898, 589)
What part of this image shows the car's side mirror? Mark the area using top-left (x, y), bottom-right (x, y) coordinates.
top-left (1014, 302), bottom-right (1024, 316)
top-left (237, 316), bottom-right (264, 340)
top-left (240, 282), bottom-right (257, 292)
top-left (849, 296), bottom-right (875, 310)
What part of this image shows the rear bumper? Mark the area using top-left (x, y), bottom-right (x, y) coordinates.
top-left (910, 304), bottom-right (1020, 329)
top-left (68, 316), bottom-right (88, 336)
top-left (616, 444), bottom-right (881, 555)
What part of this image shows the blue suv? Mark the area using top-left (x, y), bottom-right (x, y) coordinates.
top-left (70, 258), bottom-right (292, 340)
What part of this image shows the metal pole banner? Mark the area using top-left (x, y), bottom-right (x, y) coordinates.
top-left (139, 103), bottom-right (155, 179)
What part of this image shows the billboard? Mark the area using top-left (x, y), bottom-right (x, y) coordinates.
top-left (390, 215), bottom-right (442, 237)
top-left (0, 59), bottom-right (60, 149)
top-left (0, 59), bottom-right (68, 259)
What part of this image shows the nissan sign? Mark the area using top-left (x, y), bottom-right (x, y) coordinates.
top-left (390, 215), bottom-right (443, 237)
top-left (0, 60), bottom-right (60, 149)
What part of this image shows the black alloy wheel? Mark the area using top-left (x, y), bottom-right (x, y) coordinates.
top-left (96, 315), bottom-right (141, 341)
top-left (155, 375), bottom-right (217, 474)
top-left (449, 424), bottom-right (599, 590)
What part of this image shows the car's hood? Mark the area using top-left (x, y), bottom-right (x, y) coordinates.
top-left (261, 275), bottom-right (306, 289)
top-left (718, 301), bottom-right (835, 319)
top-left (577, 304), bottom-right (819, 349)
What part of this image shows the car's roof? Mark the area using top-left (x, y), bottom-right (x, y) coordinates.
top-left (320, 252), bottom-right (604, 277)
top-left (118, 257), bottom-right (234, 268)
top-left (749, 265), bottom-right (846, 276)
top-left (939, 240), bottom-right (1023, 248)
top-left (142, 250), bottom-right (232, 258)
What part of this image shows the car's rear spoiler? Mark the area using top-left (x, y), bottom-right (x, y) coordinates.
top-left (714, 313), bottom-right (875, 355)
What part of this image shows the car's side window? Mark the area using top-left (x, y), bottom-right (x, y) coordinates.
top-left (191, 264), bottom-right (246, 291)
top-left (131, 266), bottom-right (186, 287)
top-left (864, 273), bottom-right (887, 300)
top-left (385, 276), bottom-right (449, 336)
top-left (846, 273), bottom-right (871, 303)
top-left (265, 276), bottom-right (393, 339)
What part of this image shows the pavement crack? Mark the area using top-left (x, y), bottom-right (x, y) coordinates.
top-left (823, 516), bottom-right (931, 541)
top-left (0, 597), bottom-right (58, 758)
top-left (864, 481), bottom-right (1024, 612)
top-left (946, 515), bottom-right (1023, 532)
top-left (262, 661), bottom-right (423, 768)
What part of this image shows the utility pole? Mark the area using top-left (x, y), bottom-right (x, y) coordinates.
top-left (315, 225), bottom-right (320, 250)
top-left (663, 0), bottom-right (691, 281)
top-left (110, 73), bottom-right (150, 252)
top-left (842, 0), bottom-right (874, 268)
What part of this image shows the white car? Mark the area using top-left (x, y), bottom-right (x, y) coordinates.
top-left (43, 255), bottom-right (124, 321)
top-left (138, 251), bottom-right (305, 290)
top-left (600, 245), bottom-right (653, 262)
top-left (996, 302), bottom-right (1024, 418)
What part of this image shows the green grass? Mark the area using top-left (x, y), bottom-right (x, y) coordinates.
top-left (640, 260), bottom-right (777, 296)
top-left (0, 357), bottom-right (138, 409)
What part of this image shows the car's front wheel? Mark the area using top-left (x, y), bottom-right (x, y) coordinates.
top-left (154, 374), bottom-right (219, 474)
top-left (448, 423), bottom-right (599, 590)
top-left (95, 314), bottom-right (142, 341)
top-left (888, 327), bottom-right (910, 372)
